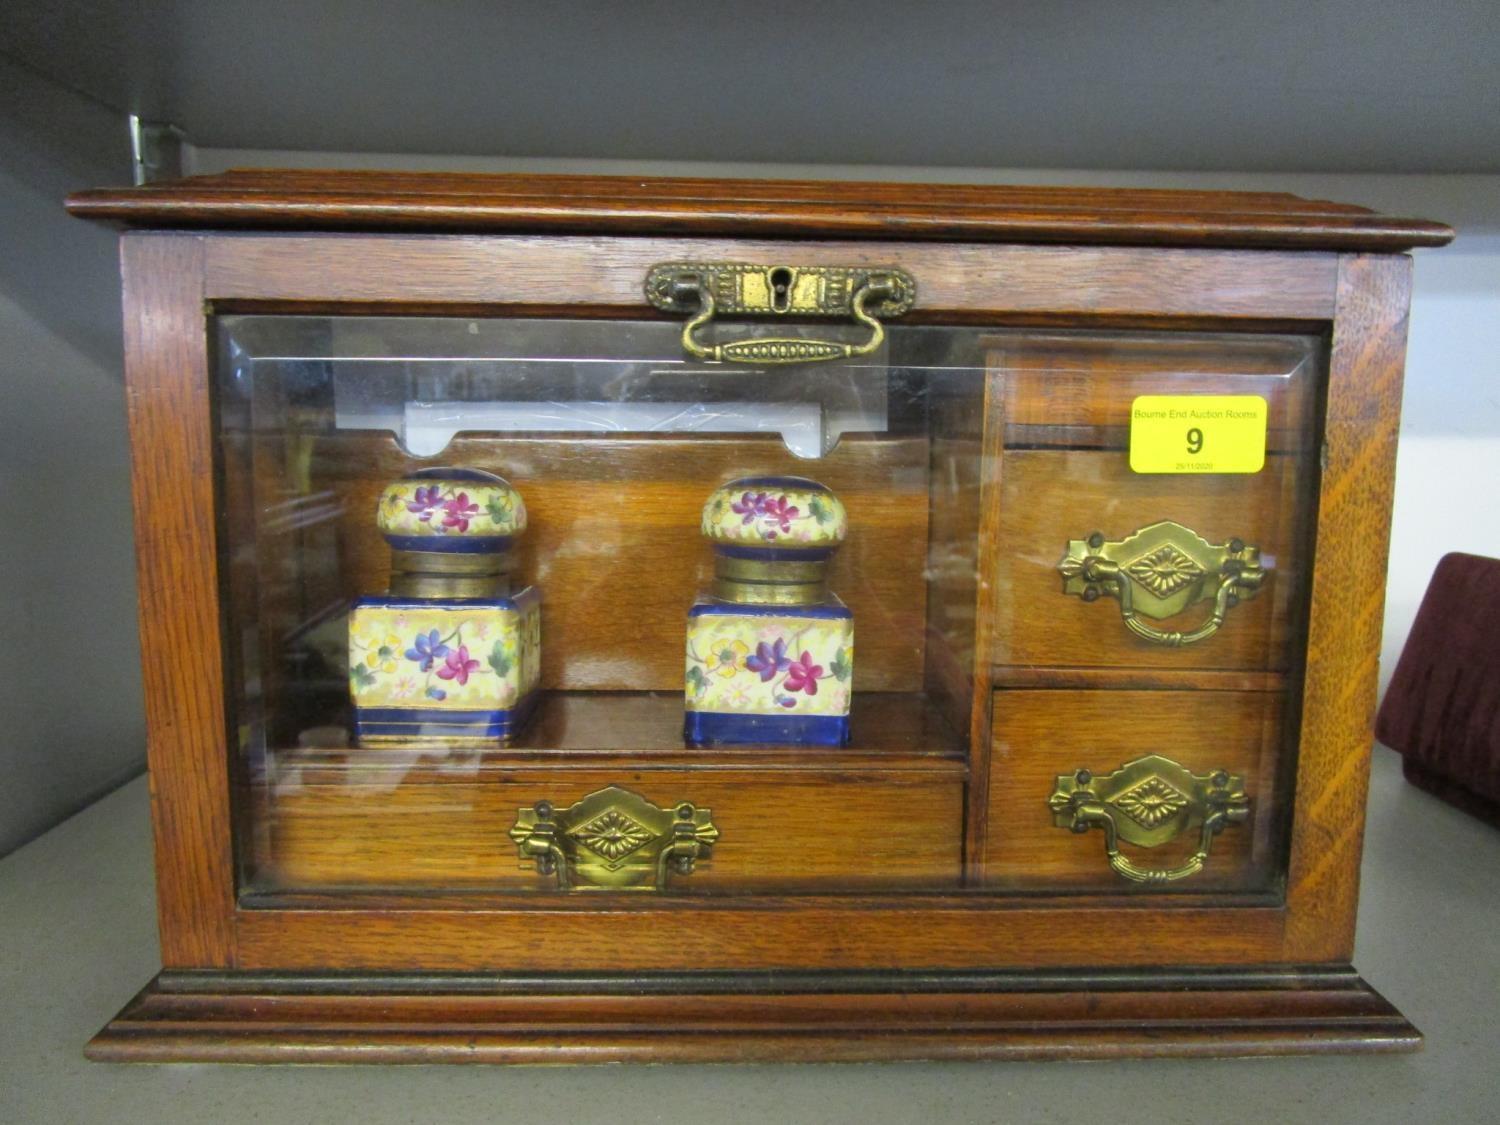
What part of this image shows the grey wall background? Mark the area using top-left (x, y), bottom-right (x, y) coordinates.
top-left (0, 57), bottom-right (142, 855)
top-left (1, 3), bottom-right (1497, 854)
top-left (4, 0), bottom-right (1497, 173)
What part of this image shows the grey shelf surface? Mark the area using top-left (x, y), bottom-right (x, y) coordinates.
top-left (2, 746), bottom-right (1497, 1124)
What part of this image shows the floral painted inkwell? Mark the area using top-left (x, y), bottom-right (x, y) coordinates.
top-left (348, 468), bottom-right (541, 747)
top-left (685, 476), bottom-right (853, 746)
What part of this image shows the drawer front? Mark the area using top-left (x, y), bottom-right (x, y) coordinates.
top-left (985, 329), bottom-right (1320, 675)
top-left (991, 451), bottom-right (1309, 672)
top-left (255, 764), bottom-right (963, 894)
top-left (994, 332), bottom-right (1316, 451)
top-left (981, 689), bottom-right (1289, 892)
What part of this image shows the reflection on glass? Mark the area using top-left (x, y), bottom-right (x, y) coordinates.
top-left (215, 319), bottom-right (1319, 901)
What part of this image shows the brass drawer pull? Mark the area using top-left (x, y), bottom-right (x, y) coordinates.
top-left (508, 785), bottom-right (719, 891)
top-left (646, 262), bottom-right (915, 365)
top-left (1057, 520), bottom-right (1266, 647)
top-left (1047, 755), bottom-right (1250, 884)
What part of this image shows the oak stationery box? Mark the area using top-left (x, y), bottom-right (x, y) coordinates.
top-left (67, 171), bottom-right (1451, 1062)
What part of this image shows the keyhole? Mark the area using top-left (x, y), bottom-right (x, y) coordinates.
top-left (769, 266), bottom-right (793, 313)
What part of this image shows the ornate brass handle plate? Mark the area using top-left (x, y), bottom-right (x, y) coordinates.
top-left (1057, 520), bottom-right (1266, 647)
top-left (1047, 755), bottom-right (1250, 884)
top-left (508, 785), bottom-right (719, 891)
top-left (645, 262), bottom-right (916, 364)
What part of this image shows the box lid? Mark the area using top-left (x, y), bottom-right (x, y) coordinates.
top-left (66, 169), bottom-right (1453, 252)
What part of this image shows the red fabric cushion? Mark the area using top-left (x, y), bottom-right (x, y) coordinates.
top-left (1377, 552), bottom-right (1500, 802)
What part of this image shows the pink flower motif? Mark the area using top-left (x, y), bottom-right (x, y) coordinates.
top-left (441, 492), bottom-right (480, 532)
top-left (760, 495), bottom-right (799, 537)
top-left (729, 491), bottom-right (800, 539)
top-left (782, 651), bottom-right (823, 695)
top-left (437, 645), bottom-right (480, 685)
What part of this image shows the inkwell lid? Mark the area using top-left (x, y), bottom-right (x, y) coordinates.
top-left (376, 467), bottom-right (527, 598)
top-left (701, 476), bottom-right (847, 605)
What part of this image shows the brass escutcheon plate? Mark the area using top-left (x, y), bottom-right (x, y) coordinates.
top-left (509, 785), bottom-right (719, 891)
top-left (646, 262), bottom-right (916, 364)
top-left (646, 263), bottom-right (915, 319)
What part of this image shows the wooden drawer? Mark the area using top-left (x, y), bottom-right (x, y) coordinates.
top-left (981, 688), bottom-right (1290, 892)
top-left (249, 693), bottom-right (967, 895)
top-left (990, 450), bottom-right (1312, 672)
top-left (984, 331), bottom-right (1320, 674)
top-left (254, 757), bottom-right (964, 894)
top-left (991, 331), bottom-right (1318, 451)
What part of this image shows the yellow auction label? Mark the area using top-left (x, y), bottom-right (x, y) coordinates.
top-left (1129, 395), bottom-right (1268, 474)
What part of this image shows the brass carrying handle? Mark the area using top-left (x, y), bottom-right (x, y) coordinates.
top-left (1067, 801), bottom-right (1235, 883)
top-left (644, 262), bottom-right (916, 366)
top-left (1080, 557), bottom-right (1259, 647)
top-left (1057, 521), bottom-right (1266, 648)
top-left (681, 277), bottom-right (889, 364)
top-left (1047, 756), bottom-right (1250, 884)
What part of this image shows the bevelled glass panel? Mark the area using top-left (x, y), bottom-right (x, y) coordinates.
top-left (213, 318), bottom-right (1319, 901)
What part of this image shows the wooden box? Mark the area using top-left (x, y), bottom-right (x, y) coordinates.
top-left (66, 171), bottom-right (1451, 1062)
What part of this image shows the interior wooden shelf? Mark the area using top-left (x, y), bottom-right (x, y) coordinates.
top-left (270, 691), bottom-right (968, 778)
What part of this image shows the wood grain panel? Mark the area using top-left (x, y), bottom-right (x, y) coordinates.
top-left (982, 689), bottom-right (1287, 891)
top-left (299, 432), bottom-right (928, 692)
top-left (197, 235), bottom-right (1341, 321)
top-left (963, 368), bottom-right (1009, 877)
top-left (1282, 254), bottom-right (1413, 962)
top-left (990, 450), bottom-right (1310, 672)
top-left (233, 901), bottom-right (1287, 972)
top-left (923, 382), bottom-right (984, 748)
top-left (121, 234), bottom-right (237, 967)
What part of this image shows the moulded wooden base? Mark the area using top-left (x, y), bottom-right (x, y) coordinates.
top-left (87, 967), bottom-right (1420, 1064)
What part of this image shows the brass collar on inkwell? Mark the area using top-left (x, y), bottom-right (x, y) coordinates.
top-left (701, 476), bottom-right (848, 606)
top-left (375, 468), bottom-right (527, 599)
